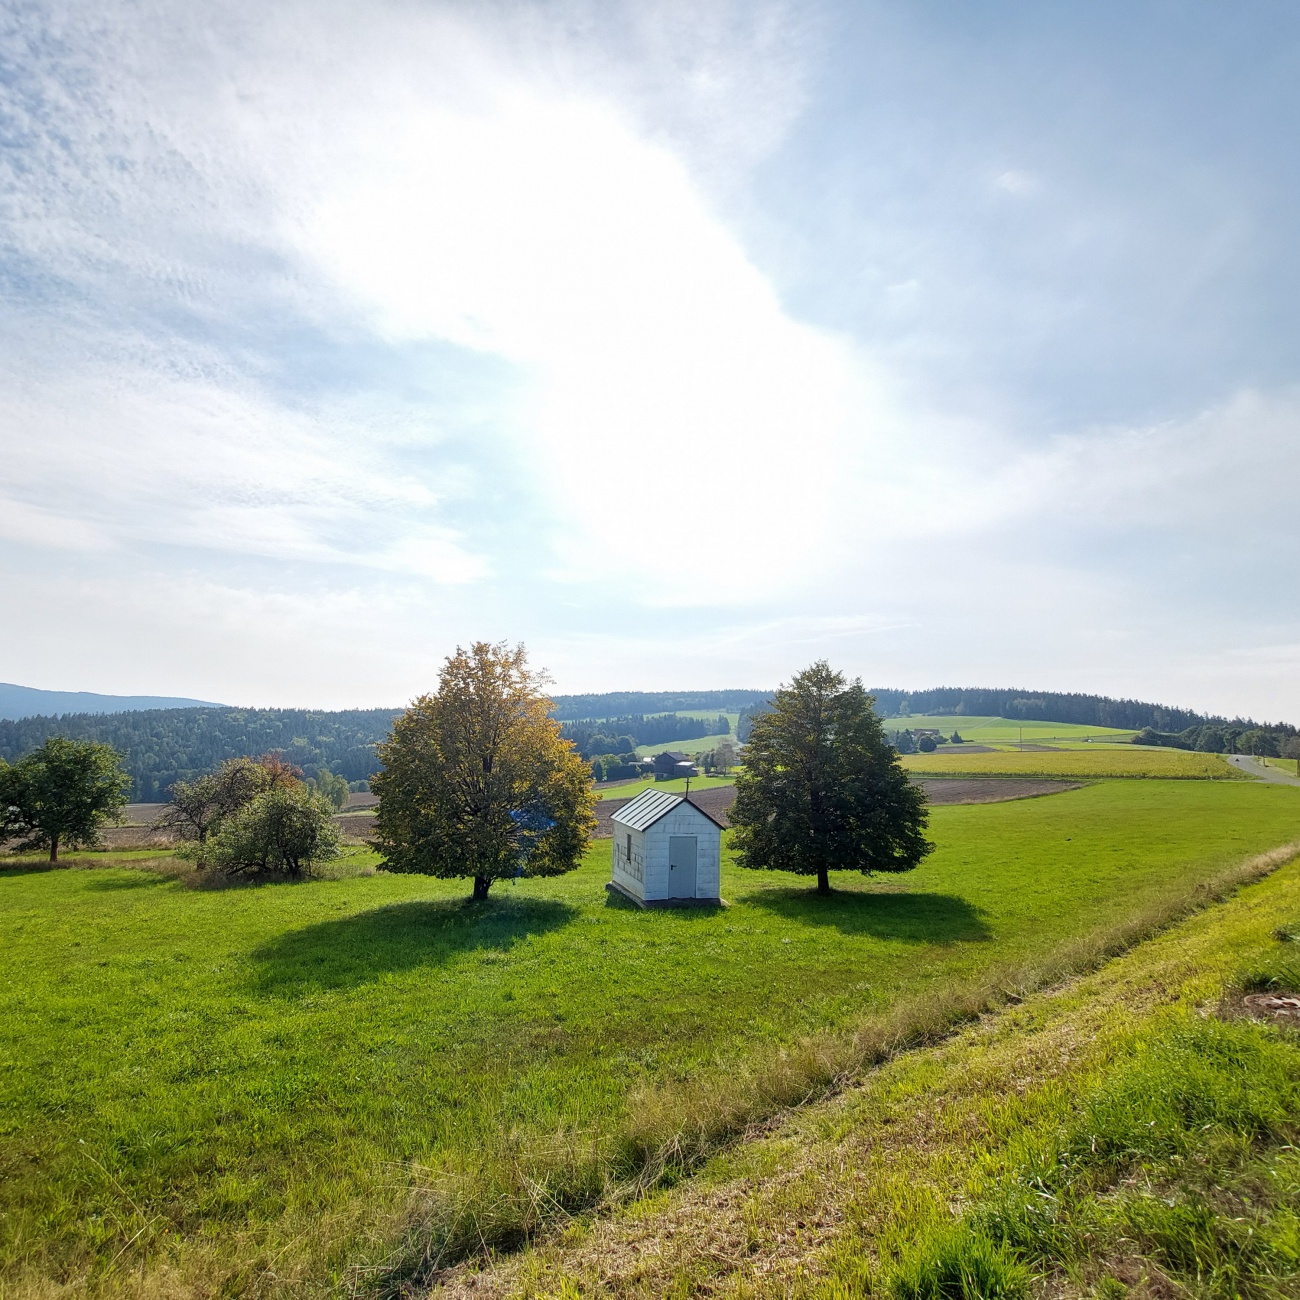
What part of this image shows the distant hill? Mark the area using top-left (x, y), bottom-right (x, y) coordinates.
top-left (0, 707), bottom-right (399, 801)
top-left (549, 690), bottom-right (772, 720)
top-left (0, 682), bottom-right (221, 722)
top-left (1, 684), bottom-right (1287, 803)
top-left (866, 687), bottom-right (1230, 733)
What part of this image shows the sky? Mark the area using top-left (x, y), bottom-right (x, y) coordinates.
top-left (1, 0), bottom-right (1298, 720)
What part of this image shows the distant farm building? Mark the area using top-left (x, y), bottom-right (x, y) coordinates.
top-left (646, 750), bottom-right (698, 779)
top-left (608, 789), bottom-right (723, 908)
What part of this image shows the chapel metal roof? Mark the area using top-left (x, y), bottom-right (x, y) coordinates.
top-left (609, 787), bottom-right (725, 832)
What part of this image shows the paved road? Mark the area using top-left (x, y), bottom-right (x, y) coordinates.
top-left (1225, 754), bottom-right (1300, 785)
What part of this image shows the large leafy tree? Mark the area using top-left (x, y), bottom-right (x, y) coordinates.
top-left (730, 662), bottom-right (932, 895)
top-left (374, 642), bottom-right (596, 900)
top-left (0, 737), bottom-right (131, 862)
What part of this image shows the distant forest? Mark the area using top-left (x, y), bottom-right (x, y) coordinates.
top-left (0, 708), bottom-right (400, 802)
top-left (549, 690), bottom-right (770, 721)
top-left (559, 714), bottom-right (730, 759)
top-left (0, 705), bottom-right (735, 799)
top-left (867, 687), bottom-right (1229, 732)
top-left (1, 685), bottom-right (1292, 802)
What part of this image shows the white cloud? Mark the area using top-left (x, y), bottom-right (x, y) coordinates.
top-left (0, 1), bottom-right (1297, 721)
top-left (0, 337), bottom-right (485, 582)
top-left (300, 88), bottom-right (875, 600)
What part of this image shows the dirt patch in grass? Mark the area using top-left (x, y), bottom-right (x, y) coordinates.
top-left (1240, 991), bottom-right (1300, 1021)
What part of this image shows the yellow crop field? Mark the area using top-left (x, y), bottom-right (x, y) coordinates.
top-left (901, 747), bottom-right (1246, 780)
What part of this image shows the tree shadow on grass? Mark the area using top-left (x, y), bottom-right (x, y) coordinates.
top-left (81, 872), bottom-right (169, 891)
top-left (747, 887), bottom-right (992, 944)
top-left (0, 859), bottom-right (59, 878)
top-left (251, 895), bottom-right (578, 994)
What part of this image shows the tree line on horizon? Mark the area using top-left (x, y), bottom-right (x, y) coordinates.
top-left (1, 685), bottom-right (1293, 803)
top-left (559, 713), bottom-right (731, 757)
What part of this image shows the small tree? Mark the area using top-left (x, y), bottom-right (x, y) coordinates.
top-left (204, 785), bottom-right (341, 878)
top-left (311, 767), bottom-right (350, 810)
top-left (0, 737), bottom-right (131, 861)
top-left (374, 641), bottom-right (596, 900)
top-left (0, 760), bottom-right (26, 844)
top-left (155, 755), bottom-right (302, 844)
top-left (730, 662), bottom-right (932, 896)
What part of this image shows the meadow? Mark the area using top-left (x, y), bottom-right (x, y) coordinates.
top-left (594, 772), bottom-right (735, 795)
top-left (3, 780), bottom-right (1299, 1297)
top-left (495, 835), bottom-right (1300, 1297)
top-left (902, 746), bottom-right (1242, 779)
top-left (878, 714), bottom-right (1136, 743)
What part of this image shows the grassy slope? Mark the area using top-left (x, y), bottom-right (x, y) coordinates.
top-left (902, 747), bottom-right (1243, 780)
top-left (880, 716), bottom-right (1136, 743)
top-left (2, 782), bottom-right (1299, 1295)
top-left (634, 736), bottom-right (734, 758)
top-left (477, 847), bottom-right (1300, 1299)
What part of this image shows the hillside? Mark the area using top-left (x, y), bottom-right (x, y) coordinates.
top-left (0, 707), bottom-right (400, 800)
top-left (0, 682), bottom-right (220, 721)
top-left (0, 684), bottom-right (1289, 802)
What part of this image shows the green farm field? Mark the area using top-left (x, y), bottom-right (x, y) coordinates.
top-left (635, 733), bottom-right (736, 758)
top-left (879, 714), bottom-right (1137, 743)
top-left (902, 746), bottom-right (1244, 780)
top-left (3, 781), bottom-right (1299, 1296)
top-left (595, 773), bottom-right (735, 795)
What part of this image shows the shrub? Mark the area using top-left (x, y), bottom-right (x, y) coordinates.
top-left (202, 785), bottom-right (341, 878)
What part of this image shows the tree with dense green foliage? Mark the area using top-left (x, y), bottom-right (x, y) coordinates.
top-left (730, 662), bottom-right (932, 896)
top-left (0, 737), bottom-right (131, 861)
top-left (202, 784), bottom-right (341, 878)
top-left (0, 760), bottom-right (24, 843)
top-left (310, 767), bottom-right (349, 810)
top-left (374, 642), bottom-right (596, 900)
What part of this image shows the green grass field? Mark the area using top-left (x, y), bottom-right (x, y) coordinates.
top-left (3, 781), bottom-right (1298, 1296)
top-left (498, 833), bottom-right (1300, 1297)
top-left (879, 714), bottom-right (1137, 743)
top-left (595, 773), bottom-right (735, 795)
top-left (902, 746), bottom-right (1243, 780)
top-left (635, 734), bottom-right (735, 758)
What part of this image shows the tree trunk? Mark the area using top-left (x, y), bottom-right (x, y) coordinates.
top-left (49, 834), bottom-right (59, 864)
top-left (817, 867), bottom-right (830, 896)
top-left (473, 874), bottom-right (492, 901)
